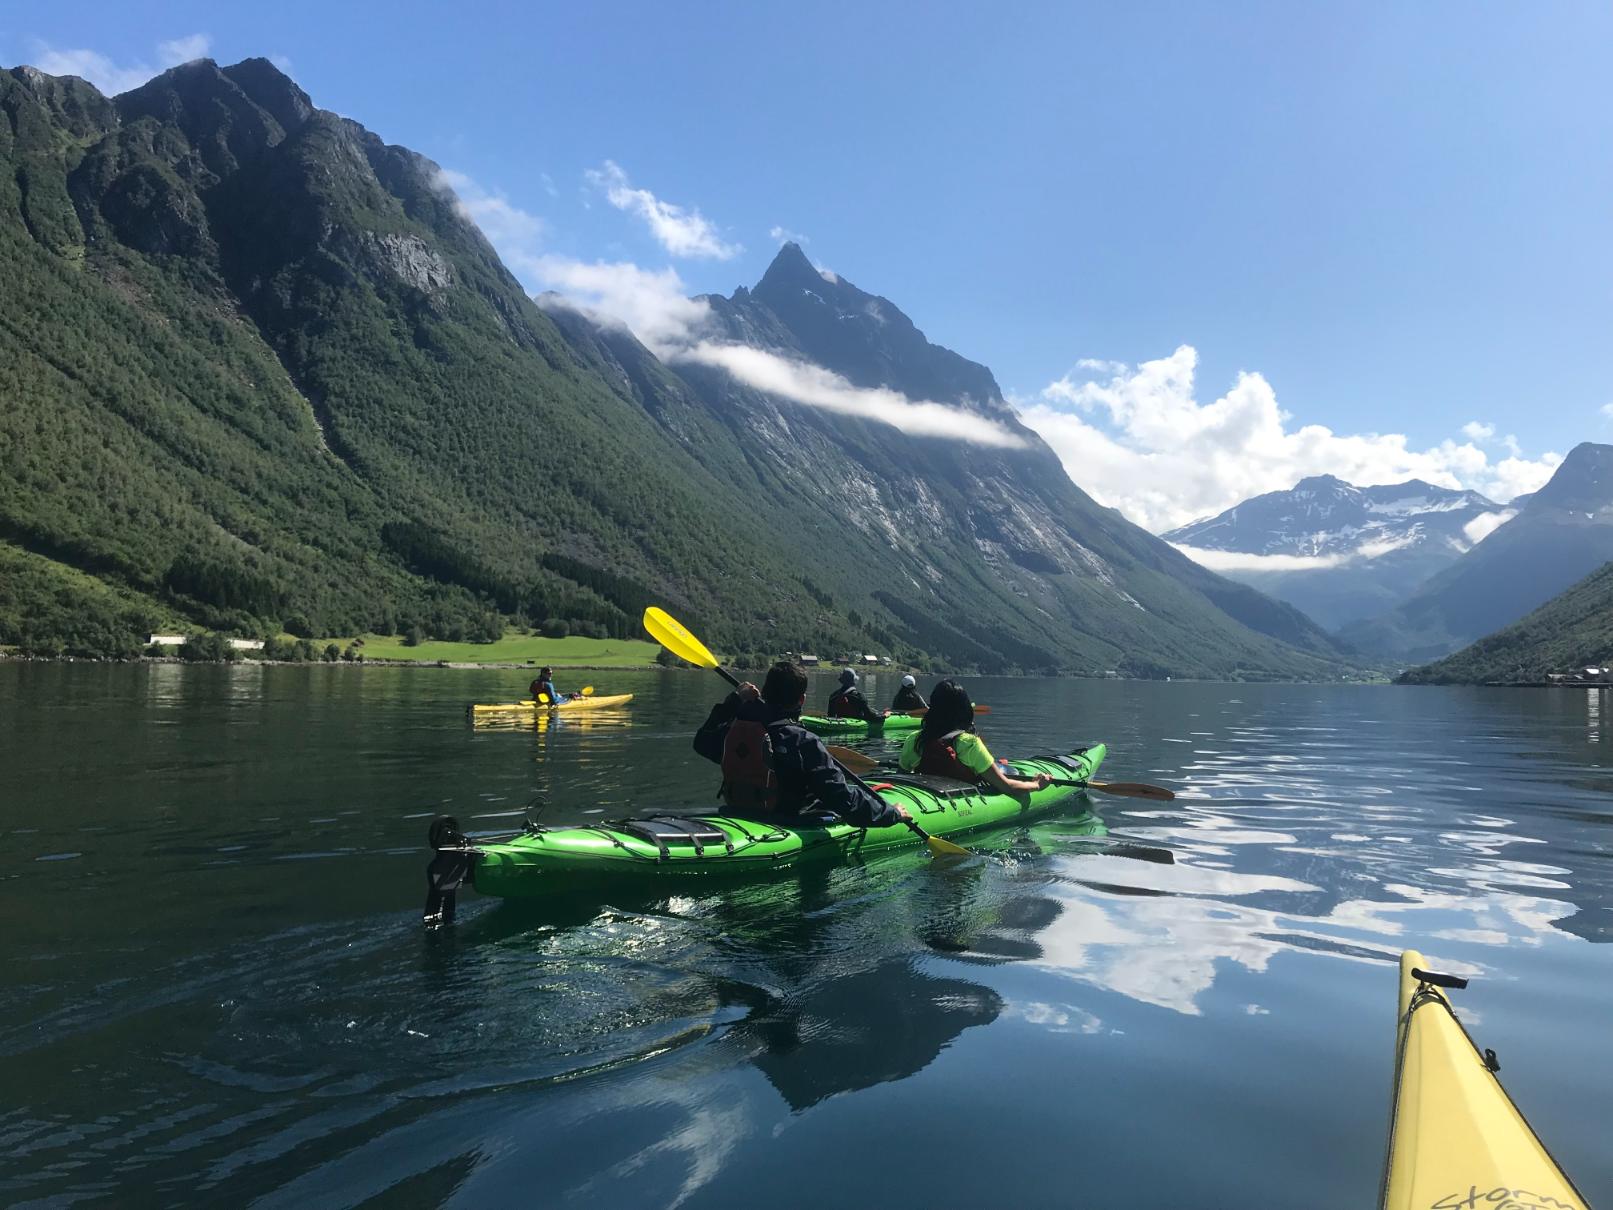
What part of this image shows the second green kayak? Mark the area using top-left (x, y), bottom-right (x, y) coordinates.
top-left (424, 743), bottom-right (1105, 915)
top-left (799, 712), bottom-right (923, 736)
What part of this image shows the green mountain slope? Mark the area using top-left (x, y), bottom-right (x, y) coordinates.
top-left (1398, 560), bottom-right (1613, 684)
top-left (1, 57), bottom-right (1345, 677)
top-left (0, 60), bottom-right (871, 658)
top-left (549, 243), bottom-right (1346, 678)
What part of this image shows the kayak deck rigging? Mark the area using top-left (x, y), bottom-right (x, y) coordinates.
top-left (424, 745), bottom-right (1105, 923)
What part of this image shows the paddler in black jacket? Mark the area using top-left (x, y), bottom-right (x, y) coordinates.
top-left (825, 668), bottom-right (885, 723)
top-left (694, 661), bottom-right (910, 828)
top-left (891, 674), bottom-right (927, 712)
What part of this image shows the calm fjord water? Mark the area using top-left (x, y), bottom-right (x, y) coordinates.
top-left (2, 663), bottom-right (1610, 1208)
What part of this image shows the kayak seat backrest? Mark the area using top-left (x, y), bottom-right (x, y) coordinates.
top-left (615, 816), bottom-right (734, 859)
top-left (879, 772), bottom-right (977, 799)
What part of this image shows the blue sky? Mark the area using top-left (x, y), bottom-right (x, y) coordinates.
top-left (6, 2), bottom-right (1610, 528)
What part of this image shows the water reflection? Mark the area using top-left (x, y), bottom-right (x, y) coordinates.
top-left (4, 669), bottom-right (1612, 1205)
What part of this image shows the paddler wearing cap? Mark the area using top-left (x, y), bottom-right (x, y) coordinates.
top-left (891, 674), bottom-right (927, 712)
top-left (824, 667), bottom-right (886, 724)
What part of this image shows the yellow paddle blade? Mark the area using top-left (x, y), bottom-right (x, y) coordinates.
top-left (581, 686), bottom-right (595, 696)
top-left (925, 833), bottom-right (970, 857)
top-left (536, 692), bottom-right (551, 704)
top-left (642, 606), bottom-right (718, 669)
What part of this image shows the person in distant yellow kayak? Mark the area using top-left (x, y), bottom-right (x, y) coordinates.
top-left (899, 680), bottom-right (1050, 793)
top-left (529, 666), bottom-right (575, 704)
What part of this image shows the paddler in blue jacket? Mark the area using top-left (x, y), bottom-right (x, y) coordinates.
top-left (694, 661), bottom-right (910, 828)
top-left (529, 666), bottom-right (574, 704)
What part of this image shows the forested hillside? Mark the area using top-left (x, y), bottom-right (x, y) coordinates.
top-left (1399, 560), bottom-right (1613, 684)
top-left (0, 57), bottom-right (1347, 677)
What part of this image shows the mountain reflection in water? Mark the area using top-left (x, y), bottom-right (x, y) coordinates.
top-left (1, 666), bottom-right (1609, 1207)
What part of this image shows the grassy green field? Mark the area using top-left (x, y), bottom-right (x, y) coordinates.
top-left (328, 633), bottom-right (662, 666)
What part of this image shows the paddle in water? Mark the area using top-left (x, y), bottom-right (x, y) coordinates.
top-left (641, 607), bottom-right (968, 857)
top-left (826, 745), bottom-right (1175, 801)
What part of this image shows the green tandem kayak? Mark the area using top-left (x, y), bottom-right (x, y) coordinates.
top-left (424, 744), bottom-right (1106, 919)
top-left (799, 712), bottom-right (923, 736)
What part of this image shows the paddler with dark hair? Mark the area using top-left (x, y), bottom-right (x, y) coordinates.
top-left (825, 667), bottom-right (886, 722)
top-left (528, 666), bottom-right (574, 705)
top-left (891, 674), bottom-right (927, 712)
top-left (900, 679), bottom-right (1051, 794)
top-left (694, 660), bottom-right (911, 827)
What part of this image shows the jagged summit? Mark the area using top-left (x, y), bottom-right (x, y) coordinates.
top-left (1293, 473), bottom-right (1349, 492)
top-left (734, 240), bottom-right (1003, 408)
top-left (756, 240), bottom-right (822, 288)
top-left (1528, 442), bottom-right (1613, 513)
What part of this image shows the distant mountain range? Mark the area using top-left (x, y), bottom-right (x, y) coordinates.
top-left (1165, 476), bottom-right (1507, 630)
top-left (1341, 442), bottom-right (1613, 661)
top-left (0, 57), bottom-right (1347, 678)
top-left (1169, 445), bottom-right (1613, 663)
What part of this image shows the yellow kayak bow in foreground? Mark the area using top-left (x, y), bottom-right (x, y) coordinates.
top-left (1382, 949), bottom-right (1587, 1210)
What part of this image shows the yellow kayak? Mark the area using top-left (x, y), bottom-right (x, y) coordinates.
top-left (1382, 949), bottom-right (1587, 1210)
top-left (468, 693), bottom-right (634, 715)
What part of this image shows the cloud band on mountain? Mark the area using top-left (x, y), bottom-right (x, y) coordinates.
top-left (671, 342), bottom-right (1027, 448)
top-left (437, 166), bottom-right (1023, 449)
top-left (1017, 346), bottom-right (1563, 533)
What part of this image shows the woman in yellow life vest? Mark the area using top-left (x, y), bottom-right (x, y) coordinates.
top-left (898, 680), bottom-right (1051, 793)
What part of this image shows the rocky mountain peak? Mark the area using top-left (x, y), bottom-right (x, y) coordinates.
top-left (221, 58), bottom-right (314, 133)
top-left (739, 241), bottom-right (1004, 408)
top-left (1528, 442), bottom-right (1613, 514)
top-left (757, 240), bottom-right (821, 290)
top-left (1291, 474), bottom-right (1355, 499)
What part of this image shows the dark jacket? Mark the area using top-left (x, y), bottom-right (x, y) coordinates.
top-left (826, 685), bottom-right (882, 723)
top-left (891, 685), bottom-right (927, 711)
top-left (693, 693), bottom-right (902, 828)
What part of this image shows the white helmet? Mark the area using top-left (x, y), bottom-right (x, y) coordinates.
top-left (901, 674), bottom-right (916, 687)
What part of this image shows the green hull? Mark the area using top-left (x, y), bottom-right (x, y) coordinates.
top-left (467, 744), bottom-right (1106, 898)
top-left (799, 713), bottom-right (923, 736)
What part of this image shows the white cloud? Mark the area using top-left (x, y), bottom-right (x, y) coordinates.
top-left (1462, 510), bottom-right (1517, 545)
top-left (270, 53), bottom-right (295, 74)
top-left (585, 160), bottom-right (741, 260)
top-left (1016, 346), bottom-right (1564, 533)
top-left (1601, 402), bottom-right (1613, 421)
top-left (673, 342), bottom-right (1027, 448)
top-left (1076, 358), bottom-right (1128, 375)
top-left (539, 260), bottom-right (714, 354)
top-left (1171, 545), bottom-right (1347, 573)
top-left (438, 166), bottom-right (1014, 447)
top-left (1462, 420), bottom-right (1496, 442)
top-left (434, 167), bottom-right (548, 274)
top-left (769, 225), bottom-right (809, 245)
top-left (435, 168), bottom-right (708, 352)
top-left (157, 34), bottom-right (210, 64)
top-left (29, 33), bottom-right (211, 95)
